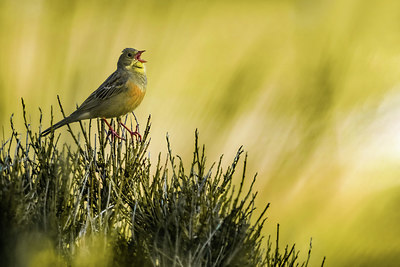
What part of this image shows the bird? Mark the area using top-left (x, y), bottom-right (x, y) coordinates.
top-left (41, 48), bottom-right (147, 140)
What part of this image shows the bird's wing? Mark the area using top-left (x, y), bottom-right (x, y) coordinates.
top-left (73, 70), bottom-right (129, 114)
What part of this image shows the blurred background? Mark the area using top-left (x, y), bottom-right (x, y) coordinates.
top-left (1, 0), bottom-right (400, 265)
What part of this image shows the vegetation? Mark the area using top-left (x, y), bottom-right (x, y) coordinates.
top-left (0, 100), bottom-right (324, 266)
top-left (2, 1), bottom-right (400, 265)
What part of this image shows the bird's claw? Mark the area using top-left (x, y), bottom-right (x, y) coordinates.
top-left (107, 128), bottom-right (125, 141)
top-left (120, 122), bottom-right (142, 142)
top-left (102, 118), bottom-right (125, 141)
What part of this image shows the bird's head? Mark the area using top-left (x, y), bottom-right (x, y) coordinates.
top-left (118, 48), bottom-right (147, 74)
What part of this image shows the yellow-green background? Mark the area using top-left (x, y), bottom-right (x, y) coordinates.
top-left (1, 0), bottom-right (400, 266)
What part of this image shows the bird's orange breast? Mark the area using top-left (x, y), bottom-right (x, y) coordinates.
top-left (125, 80), bottom-right (146, 111)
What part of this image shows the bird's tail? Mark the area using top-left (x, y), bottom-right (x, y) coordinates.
top-left (41, 116), bottom-right (76, 136)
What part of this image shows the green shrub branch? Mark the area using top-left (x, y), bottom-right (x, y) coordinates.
top-left (0, 99), bottom-right (325, 266)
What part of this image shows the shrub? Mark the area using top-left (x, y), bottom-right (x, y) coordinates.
top-left (0, 99), bottom-right (324, 266)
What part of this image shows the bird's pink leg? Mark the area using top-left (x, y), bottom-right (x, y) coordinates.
top-left (101, 118), bottom-right (125, 140)
top-left (120, 122), bottom-right (142, 141)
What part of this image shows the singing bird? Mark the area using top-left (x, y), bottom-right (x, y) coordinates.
top-left (41, 48), bottom-right (147, 139)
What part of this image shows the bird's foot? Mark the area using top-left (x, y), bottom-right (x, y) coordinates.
top-left (120, 122), bottom-right (142, 142)
top-left (102, 118), bottom-right (125, 141)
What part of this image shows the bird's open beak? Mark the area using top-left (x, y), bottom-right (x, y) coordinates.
top-left (135, 50), bottom-right (147, 63)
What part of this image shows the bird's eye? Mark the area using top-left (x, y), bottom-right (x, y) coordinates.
top-left (127, 53), bottom-right (133, 57)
